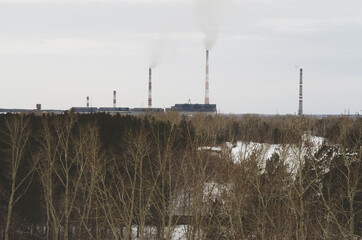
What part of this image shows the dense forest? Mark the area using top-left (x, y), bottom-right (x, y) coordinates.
top-left (0, 112), bottom-right (360, 240)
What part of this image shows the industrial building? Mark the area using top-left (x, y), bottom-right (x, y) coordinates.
top-left (0, 105), bottom-right (63, 115)
top-left (0, 104), bottom-right (213, 115)
top-left (133, 108), bottom-right (164, 114)
top-left (168, 103), bottom-right (217, 115)
top-left (70, 107), bottom-right (98, 114)
top-left (0, 108), bottom-right (37, 114)
top-left (70, 107), bottom-right (163, 115)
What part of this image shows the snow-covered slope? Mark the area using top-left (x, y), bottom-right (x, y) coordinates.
top-left (203, 134), bottom-right (326, 171)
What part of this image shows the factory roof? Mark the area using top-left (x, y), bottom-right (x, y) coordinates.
top-left (169, 103), bottom-right (217, 113)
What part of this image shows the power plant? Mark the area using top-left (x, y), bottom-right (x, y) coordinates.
top-left (0, 50), bottom-right (218, 115)
top-left (169, 49), bottom-right (216, 115)
top-left (0, 60), bottom-right (359, 117)
top-left (0, 55), bottom-right (314, 116)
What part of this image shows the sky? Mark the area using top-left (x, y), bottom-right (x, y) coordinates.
top-left (0, 0), bottom-right (361, 114)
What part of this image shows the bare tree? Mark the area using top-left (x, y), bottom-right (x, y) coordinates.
top-left (309, 118), bottom-right (361, 239)
top-left (35, 114), bottom-right (87, 240)
top-left (1, 115), bottom-right (35, 240)
top-left (147, 121), bottom-right (192, 240)
top-left (96, 124), bottom-right (157, 239)
top-left (35, 116), bottom-right (62, 240)
top-left (73, 121), bottom-right (105, 239)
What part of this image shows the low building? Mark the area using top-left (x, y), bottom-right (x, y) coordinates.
top-left (167, 103), bottom-right (217, 115)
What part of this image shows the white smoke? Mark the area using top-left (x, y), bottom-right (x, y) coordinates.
top-left (148, 36), bottom-right (165, 68)
top-left (147, 34), bottom-right (176, 68)
top-left (194, 0), bottom-right (223, 50)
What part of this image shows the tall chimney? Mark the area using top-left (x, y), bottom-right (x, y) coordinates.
top-left (113, 90), bottom-right (116, 108)
top-left (298, 68), bottom-right (303, 115)
top-left (87, 96), bottom-right (90, 108)
top-left (148, 68), bottom-right (152, 108)
top-left (205, 50), bottom-right (210, 104)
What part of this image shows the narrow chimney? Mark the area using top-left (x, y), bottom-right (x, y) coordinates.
top-left (298, 68), bottom-right (303, 115)
top-left (148, 68), bottom-right (152, 108)
top-left (87, 96), bottom-right (90, 108)
top-left (113, 90), bottom-right (116, 108)
top-left (205, 50), bottom-right (210, 104)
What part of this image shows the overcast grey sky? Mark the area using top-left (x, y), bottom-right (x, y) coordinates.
top-left (0, 0), bottom-right (361, 114)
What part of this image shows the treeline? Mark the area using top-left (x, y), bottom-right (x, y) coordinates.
top-left (0, 113), bottom-right (360, 239)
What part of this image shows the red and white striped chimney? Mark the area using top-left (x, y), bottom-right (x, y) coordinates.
top-left (298, 68), bottom-right (303, 115)
top-left (113, 90), bottom-right (116, 108)
top-left (148, 68), bottom-right (152, 108)
top-left (205, 50), bottom-right (210, 104)
top-left (86, 96), bottom-right (90, 108)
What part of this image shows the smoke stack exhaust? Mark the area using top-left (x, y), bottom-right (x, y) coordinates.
top-left (86, 96), bottom-right (90, 108)
top-left (148, 68), bottom-right (152, 108)
top-left (298, 68), bottom-right (303, 115)
top-left (205, 50), bottom-right (210, 104)
top-left (113, 90), bottom-right (116, 108)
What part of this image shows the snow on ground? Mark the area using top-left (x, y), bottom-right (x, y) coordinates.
top-left (172, 225), bottom-right (188, 240)
top-left (229, 134), bottom-right (324, 164)
top-left (202, 134), bottom-right (326, 171)
top-left (131, 225), bottom-right (188, 240)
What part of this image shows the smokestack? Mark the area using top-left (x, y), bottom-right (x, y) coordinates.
top-left (86, 96), bottom-right (90, 108)
top-left (298, 68), bottom-right (303, 115)
top-left (205, 50), bottom-right (210, 104)
top-left (113, 90), bottom-right (116, 108)
top-left (148, 68), bottom-right (152, 108)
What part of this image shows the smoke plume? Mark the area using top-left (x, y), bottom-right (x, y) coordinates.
top-left (194, 0), bottom-right (223, 50)
top-left (147, 34), bottom-right (175, 68)
top-left (148, 36), bottom-right (165, 68)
